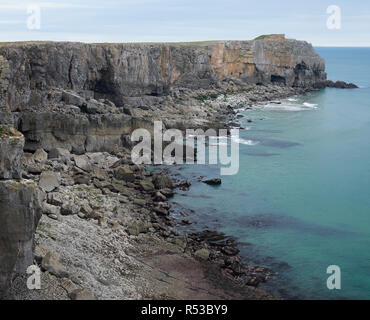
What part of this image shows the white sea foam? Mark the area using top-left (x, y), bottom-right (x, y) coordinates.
top-left (231, 136), bottom-right (259, 146)
top-left (263, 101), bottom-right (318, 112)
top-left (303, 102), bottom-right (318, 108)
top-left (208, 135), bottom-right (258, 146)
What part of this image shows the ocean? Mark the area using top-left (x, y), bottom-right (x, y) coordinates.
top-left (168, 47), bottom-right (370, 299)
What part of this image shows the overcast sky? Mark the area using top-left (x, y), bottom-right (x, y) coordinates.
top-left (0, 0), bottom-right (369, 46)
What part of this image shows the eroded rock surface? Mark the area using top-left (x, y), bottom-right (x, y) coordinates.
top-left (0, 37), bottom-right (325, 114)
top-left (0, 179), bottom-right (44, 293)
top-left (0, 127), bottom-right (24, 179)
top-left (0, 37), bottom-right (328, 153)
top-left (0, 128), bottom-right (44, 295)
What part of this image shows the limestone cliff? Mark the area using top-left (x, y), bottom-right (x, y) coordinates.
top-left (0, 36), bottom-right (326, 116)
top-left (0, 127), bottom-right (44, 294)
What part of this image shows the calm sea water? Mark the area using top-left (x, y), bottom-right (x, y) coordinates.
top-left (169, 47), bottom-right (370, 299)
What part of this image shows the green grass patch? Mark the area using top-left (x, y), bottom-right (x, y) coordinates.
top-left (254, 34), bottom-right (272, 41)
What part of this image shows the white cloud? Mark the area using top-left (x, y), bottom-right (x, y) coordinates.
top-left (0, 20), bottom-right (24, 24)
top-left (0, 1), bottom-right (91, 10)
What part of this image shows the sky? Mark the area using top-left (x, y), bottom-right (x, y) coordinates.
top-left (0, 0), bottom-right (369, 46)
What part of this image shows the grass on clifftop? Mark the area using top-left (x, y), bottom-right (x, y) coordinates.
top-left (254, 35), bottom-right (272, 40)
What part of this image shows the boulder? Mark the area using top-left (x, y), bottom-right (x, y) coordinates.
top-left (139, 180), bottom-right (155, 192)
top-left (114, 166), bottom-right (135, 182)
top-left (48, 148), bottom-right (71, 162)
top-left (152, 175), bottom-right (173, 189)
top-left (74, 155), bottom-right (92, 172)
top-left (133, 199), bottom-right (147, 207)
top-left (127, 220), bottom-right (151, 236)
top-left (33, 148), bottom-right (48, 163)
top-left (69, 288), bottom-right (96, 300)
top-left (42, 201), bottom-right (61, 216)
top-left (160, 188), bottom-right (175, 198)
top-left (62, 90), bottom-right (85, 106)
top-left (41, 249), bottom-right (68, 278)
top-left (203, 178), bottom-right (222, 186)
top-left (47, 192), bottom-right (64, 207)
top-left (0, 127), bottom-right (24, 179)
top-left (61, 279), bottom-right (78, 295)
top-left (154, 191), bottom-right (167, 202)
top-left (61, 201), bottom-right (80, 216)
top-left (110, 182), bottom-right (130, 196)
top-left (91, 168), bottom-right (109, 181)
top-left (73, 173), bottom-right (90, 185)
top-left (39, 171), bottom-right (61, 192)
top-left (221, 246), bottom-right (240, 256)
top-left (194, 249), bottom-right (210, 261)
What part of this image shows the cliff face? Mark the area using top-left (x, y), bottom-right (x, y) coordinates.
top-left (0, 128), bottom-right (44, 294)
top-left (0, 37), bottom-right (326, 117)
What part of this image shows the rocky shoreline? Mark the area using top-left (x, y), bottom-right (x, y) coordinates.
top-left (1, 82), bottom-right (318, 300)
top-left (2, 83), bottom-right (358, 300)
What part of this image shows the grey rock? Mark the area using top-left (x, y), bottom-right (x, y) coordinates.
top-left (139, 180), bottom-right (155, 192)
top-left (133, 199), bottom-right (147, 207)
top-left (0, 128), bottom-right (24, 179)
top-left (61, 201), bottom-right (80, 216)
top-left (0, 180), bottom-right (44, 293)
top-left (160, 188), bottom-right (175, 198)
top-left (153, 175), bottom-right (173, 189)
top-left (69, 288), bottom-right (96, 300)
top-left (73, 174), bottom-right (90, 185)
top-left (42, 201), bottom-right (61, 216)
top-left (203, 178), bottom-right (222, 185)
top-left (127, 220), bottom-right (151, 236)
top-left (320, 80), bottom-right (359, 89)
top-left (74, 155), bottom-right (91, 172)
top-left (62, 90), bottom-right (85, 106)
top-left (18, 112), bottom-right (132, 154)
top-left (33, 148), bottom-right (48, 163)
top-left (39, 171), bottom-right (61, 192)
top-left (41, 249), bottom-right (68, 278)
top-left (47, 192), bottom-right (64, 207)
top-left (48, 214), bottom-right (59, 220)
top-left (48, 148), bottom-right (71, 162)
top-left (194, 249), bottom-right (210, 261)
top-left (61, 278), bottom-right (78, 294)
top-left (114, 166), bottom-right (135, 182)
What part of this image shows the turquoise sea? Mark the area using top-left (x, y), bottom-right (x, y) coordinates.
top-left (169, 47), bottom-right (370, 299)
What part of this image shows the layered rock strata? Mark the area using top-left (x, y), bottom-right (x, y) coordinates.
top-left (0, 36), bottom-right (327, 152)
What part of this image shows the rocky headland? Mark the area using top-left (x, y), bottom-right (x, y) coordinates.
top-left (0, 35), bottom-right (356, 300)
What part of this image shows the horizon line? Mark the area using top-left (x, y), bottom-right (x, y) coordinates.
top-left (0, 39), bottom-right (369, 48)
